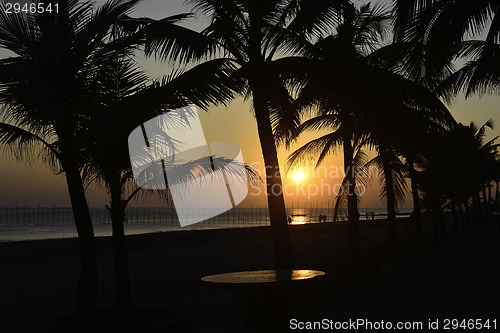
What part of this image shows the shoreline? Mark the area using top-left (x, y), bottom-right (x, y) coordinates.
top-left (0, 216), bottom-right (410, 243)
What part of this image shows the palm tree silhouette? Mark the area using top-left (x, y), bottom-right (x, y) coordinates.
top-left (397, 115), bottom-right (450, 241)
top-left (285, 2), bottom-right (453, 249)
top-left (285, 3), bottom-right (390, 258)
top-left (417, 120), bottom-right (498, 240)
top-left (79, 55), bottom-right (244, 314)
top-left (286, 109), bottom-right (368, 258)
top-left (0, 0), bottom-right (241, 323)
top-left (140, 0), bottom-right (352, 268)
top-left (392, 0), bottom-right (500, 97)
top-left (437, 39), bottom-right (500, 103)
top-left (0, 0), bottom-right (145, 327)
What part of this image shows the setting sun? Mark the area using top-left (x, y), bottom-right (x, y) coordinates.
top-left (293, 171), bottom-right (305, 182)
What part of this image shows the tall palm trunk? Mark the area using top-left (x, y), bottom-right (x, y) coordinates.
top-left (64, 165), bottom-right (97, 330)
top-left (408, 157), bottom-right (422, 241)
top-left (472, 193), bottom-right (482, 225)
top-left (343, 137), bottom-right (359, 259)
top-left (251, 81), bottom-right (293, 269)
top-left (431, 198), bottom-right (447, 241)
top-left (486, 182), bottom-right (492, 224)
top-left (431, 199), bottom-right (440, 240)
top-left (495, 181), bottom-right (499, 208)
top-left (464, 200), bottom-right (471, 230)
top-left (458, 201), bottom-right (465, 234)
top-left (451, 202), bottom-right (459, 238)
top-left (109, 176), bottom-right (132, 316)
top-left (380, 147), bottom-right (397, 247)
top-left (438, 206), bottom-right (449, 241)
top-left (481, 183), bottom-right (489, 224)
top-left (488, 181), bottom-right (492, 210)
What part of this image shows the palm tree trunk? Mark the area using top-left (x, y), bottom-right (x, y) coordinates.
top-left (495, 181), bottom-right (499, 208)
top-left (488, 181), bottom-right (492, 210)
top-left (438, 207), bottom-right (449, 242)
top-left (481, 183), bottom-right (489, 224)
top-left (486, 182), bottom-right (492, 224)
top-left (464, 200), bottom-right (471, 230)
top-left (251, 83), bottom-right (293, 269)
top-left (380, 148), bottom-right (397, 247)
top-left (343, 137), bottom-right (359, 259)
top-left (451, 202), bottom-right (459, 238)
top-left (109, 178), bottom-right (132, 316)
top-left (408, 157), bottom-right (422, 241)
top-left (64, 165), bottom-right (97, 331)
top-left (473, 193), bottom-right (482, 225)
top-left (430, 198), bottom-right (441, 240)
top-left (458, 201), bottom-right (465, 235)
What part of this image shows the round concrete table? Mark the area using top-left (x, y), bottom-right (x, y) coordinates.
top-left (201, 269), bottom-right (326, 329)
top-left (201, 269), bottom-right (325, 287)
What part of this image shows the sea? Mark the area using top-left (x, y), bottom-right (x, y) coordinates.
top-left (0, 206), bottom-right (412, 242)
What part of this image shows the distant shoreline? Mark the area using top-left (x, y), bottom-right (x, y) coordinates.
top-left (0, 206), bottom-right (412, 242)
top-left (0, 217), bottom-right (410, 243)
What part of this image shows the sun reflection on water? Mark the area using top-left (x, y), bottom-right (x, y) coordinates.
top-left (289, 215), bottom-right (307, 225)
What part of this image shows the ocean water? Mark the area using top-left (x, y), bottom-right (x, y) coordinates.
top-left (0, 206), bottom-right (411, 242)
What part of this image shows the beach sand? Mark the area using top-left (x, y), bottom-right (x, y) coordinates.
top-left (0, 219), bottom-right (499, 332)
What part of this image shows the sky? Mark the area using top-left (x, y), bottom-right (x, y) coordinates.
top-left (0, 0), bottom-right (499, 209)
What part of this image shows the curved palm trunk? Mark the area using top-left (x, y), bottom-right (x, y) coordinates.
top-left (64, 165), bottom-right (97, 331)
top-left (408, 157), bottom-right (422, 241)
top-left (343, 138), bottom-right (359, 259)
top-left (251, 83), bottom-right (293, 269)
top-left (380, 147), bottom-right (397, 247)
top-left (109, 177), bottom-right (132, 316)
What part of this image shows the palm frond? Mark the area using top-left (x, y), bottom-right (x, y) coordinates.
top-left (0, 121), bottom-right (58, 167)
top-left (286, 130), bottom-right (343, 171)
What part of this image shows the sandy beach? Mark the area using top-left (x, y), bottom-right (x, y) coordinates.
top-left (0, 218), bottom-right (499, 332)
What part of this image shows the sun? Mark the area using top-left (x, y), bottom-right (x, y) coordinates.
top-left (293, 170), bottom-right (305, 182)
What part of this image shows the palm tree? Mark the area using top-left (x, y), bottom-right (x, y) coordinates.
top-left (0, 0), bottom-right (146, 327)
top-left (365, 75), bottom-right (456, 245)
top-left (139, 0), bottom-right (353, 268)
top-left (392, 0), bottom-right (499, 85)
top-left (284, 3), bottom-right (390, 258)
top-left (437, 40), bottom-right (500, 104)
top-left (398, 115), bottom-right (452, 241)
top-left (79, 56), bottom-right (242, 314)
top-left (285, 3), bottom-right (454, 249)
top-left (286, 109), bottom-right (367, 258)
top-left (0, 0), bottom-right (235, 322)
top-left (417, 120), bottom-right (499, 240)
